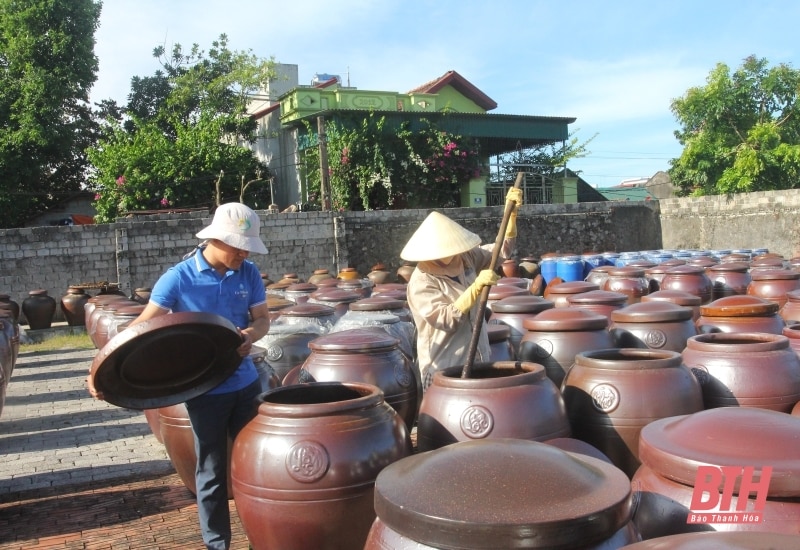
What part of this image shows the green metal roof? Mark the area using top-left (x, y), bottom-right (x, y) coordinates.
top-left (288, 110), bottom-right (576, 157)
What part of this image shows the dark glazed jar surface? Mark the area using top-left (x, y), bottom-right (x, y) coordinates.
top-left (706, 261), bottom-right (752, 300)
top-left (519, 307), bottom-right (613, 387)
top-left (562, 348), bottom-right (703, 478)
top-left (602, 267), bottom-right (650, 304)
top-left (543, 280), bottom-right (599, 308)
top-left (681, 332), bottom-right (800, 412)
top-left (609, 301), bottom-right (697, 353)
top-left (417, 361), bottom-right (571, 452)
top-left (299, 327), bottom-right (421, 429)
top-left (22, 289), bottom-right (56, 330)
top-left (632, 408), bottom-right (800, 539)
top-left (660, 265), bottom-right (713, 304)
top-left (231, 382), bottom-right (411, 550)
top-left (60, 287), bottom-right (90, 326)
top-left (747, 268), bottom-right (800, 309)
top-left (367, 439), bottom-right (637, 550)
top-left (696, 295), bottom-right (785, 335)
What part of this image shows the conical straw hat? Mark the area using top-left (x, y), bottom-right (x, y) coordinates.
top-left (400, 211), bottom-right (481, 262)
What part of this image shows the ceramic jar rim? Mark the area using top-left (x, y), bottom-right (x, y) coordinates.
top-left (257, 381), bottom-right (384, 417)
top-left (686, 332), bottom-right (789, 352)
top-left (433, 361), bottom-right (546, 388)
top-left (574, 348), bottom-right (683, 370)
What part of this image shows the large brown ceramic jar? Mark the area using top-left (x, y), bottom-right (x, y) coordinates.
top-left (585, 265), bottom-right (612, 288)
top-left (84, 294), bottom-right (133, 342)
top-left (417, 361), bottom-right (570, 452)
top-left (695, 295), bottom-right (784, 335)
top-left (349, 296), bottom-right (411, 322)
top-left (779, 289), bottom-right (800, 324)
top-left (307, 268), bottom-right (333, 285)
top-left (642, 289), bottom-right (702, 321)
top-left (602, 266), bottom-right (650, 304)
top-left (337, 278), bottom-right (372, 299)
top-left (631, 408), bottom-right (800, 539)
top-left (367, 263), bottom-right (392, 285)
top-left (231, 382), bottom-right (411, 550)
top-left (21, 289), bottom-right (57, 330)
top-left (60, 287), bottom-right (90, 326)
top-left (488, 295), bottom-right (555, 356)
top-left (566, 289), bottom-right (629, 319)
top-left (294, 327), bottom-right (420, 429)
top-left (681, 332), bottom-right (800, 412)
top-left (366, 439), bottom-right (639, 550)
top-left (706, 261), bottom-right (752, 300)
top-left (91, 300), bottom-right (140, 349)
top-left (643, 264), bottom-right (671, 293)
top-left (519, 308), bottom-right (614, 387)
top-left (105, 304), bottom-right (146, 342)
top-left (660, 265), bottom-right (713, 305)
top-left (562, 348), bottom-right (703, 478)
top-left (609, 301), bottom-right (697, 353)
top-left (543, 280), bottom-right (599, 308)
top-left (331, 310), bottom-right (415, 365)
top-left (747, 268), bottom-right (800, 308)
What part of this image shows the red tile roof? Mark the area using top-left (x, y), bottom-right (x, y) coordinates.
top-left (408, 70), bottom-right (497, 111)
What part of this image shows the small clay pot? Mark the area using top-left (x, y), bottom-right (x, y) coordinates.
top-left (682, 332), bottom-right (800, 412)
top-left (562, 348), bottom-right (703, 477)
top-left (417, 361), bottom-right (571, 452)
top-left (695, 295), bottom-right (785, 335)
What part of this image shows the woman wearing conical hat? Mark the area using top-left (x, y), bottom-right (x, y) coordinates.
top-left (401, 188), bottom-right (523, 389)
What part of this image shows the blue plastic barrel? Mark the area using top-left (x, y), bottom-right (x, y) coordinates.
top-left (556, 255), bottom-right (584, 282)
top-left (540, 256), bottom-right (558, 284)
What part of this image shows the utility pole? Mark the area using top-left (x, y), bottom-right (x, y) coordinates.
top-left (317, 116), bottom-right (331, 211)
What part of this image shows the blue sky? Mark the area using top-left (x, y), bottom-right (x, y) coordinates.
top-left (91, 0), bottom-right (799, 188)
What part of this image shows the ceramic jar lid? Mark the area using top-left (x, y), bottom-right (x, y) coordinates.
top-left (567, 289), bottom-right (629, 306)
top-left (642, 289), bottom-right (702, 307)
top-left (488, 285), bottom-right (529, 300)
top-left (545, 281), bottom-right (599, 295)
top-left (611, 300), bottom-right (693, 323)
top-left (750, 268), bottom-right (800, 281)
top-left (308, 327), bottom-right (399, 352)
top-left (89, 311), bottom-right (243, 409)
top-left (373, 439), bottom-right (632, 549)
top-left (699, 295), bottom-right (779, 317)
top-left (309, 288), bottom-right (361, 303)
top-left (606, 266), bottom-right (647, 277)
top-left (279, 303), bottom-right (336, 318)
top-left (707, 261), bottom-right (750, 273)
top-left (491, 295), bottom-right (555, 314)
top-left (285, 282), bottom-right (317, 293)
top-left (522, 307), bottom-right (608, 332)
top-left (638, 407), bottom-right (800, 497)
top-left (349, 297), bottom-right (406, 312)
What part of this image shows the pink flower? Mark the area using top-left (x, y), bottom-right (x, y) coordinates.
top-left (160, 198), bottom-right (169, 206)
top-left (94, 194), bottom-right (101, 201)
top-left (116, 176), bottom-right (126, 187)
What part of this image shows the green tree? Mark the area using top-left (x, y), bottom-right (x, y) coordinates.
top-left (89, 35), bottom-right (275, 222)
top-left (0, 0), bottom-right (101, 228)
top-left (669, 55), bottom-right (800, 196)
top-left (491, 130), bottom-right (595, 186)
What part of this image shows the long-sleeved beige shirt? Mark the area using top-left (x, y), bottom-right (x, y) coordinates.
top-left (406, 239), bottom-right (513, 388)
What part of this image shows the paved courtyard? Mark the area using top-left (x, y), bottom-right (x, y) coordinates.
top-left (0, 347), bottom-right (249, 549)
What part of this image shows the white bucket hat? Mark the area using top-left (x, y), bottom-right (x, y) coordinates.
top-left (400, 211), bottom-right (481, 262)
top-left (196, 203), bottom-right (268, 254)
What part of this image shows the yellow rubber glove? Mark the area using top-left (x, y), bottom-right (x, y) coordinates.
top-left (454, 269), bottom-right (500, 314)
top-left (505, 187), bottom-right (523, 238)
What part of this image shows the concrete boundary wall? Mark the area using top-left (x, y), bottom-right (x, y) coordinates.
top-left (4, 187), bottom-right (796, 324)
top-left (658, 189), bottom-right (800, 259)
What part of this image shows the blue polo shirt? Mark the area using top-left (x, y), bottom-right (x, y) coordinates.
top-left (149, 248), bottom-right (267, 394)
